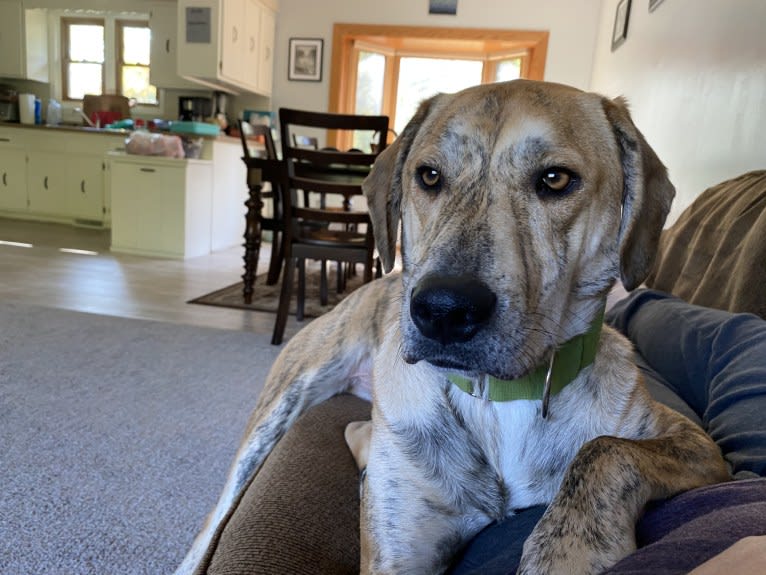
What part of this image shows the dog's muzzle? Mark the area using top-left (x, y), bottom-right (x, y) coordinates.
top-left (410, 275), bottom-right (497, 345)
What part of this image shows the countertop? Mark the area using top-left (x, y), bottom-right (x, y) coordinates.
top-left (0, 121), bottom-right (239, 142)
top-left (0, 120), bottom-right (130, 136)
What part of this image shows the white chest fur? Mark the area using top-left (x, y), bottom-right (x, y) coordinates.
top-left (371, 324), bottom-right (646, 516)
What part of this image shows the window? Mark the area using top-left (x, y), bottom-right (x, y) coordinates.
top-left (62, 18), bottom-right (105, 101)
top-left (393, 57), bottom-right (484, 135)
top-left (61, 16), bottom-right (157, 106)
top-left (330, 25), bottom-right (548, 150)
top-left (116, 20), bottom-right (157, 105)
top-left (492, 56), bottom-right (523, 82)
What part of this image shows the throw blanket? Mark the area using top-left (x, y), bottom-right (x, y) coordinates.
top-left (646, 170), bottom-right (766, 319)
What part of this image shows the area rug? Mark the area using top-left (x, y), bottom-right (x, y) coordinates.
top-left (0, 302), bottom-right (281, 575)
top-left (188, 263), bottom-right (365, 317)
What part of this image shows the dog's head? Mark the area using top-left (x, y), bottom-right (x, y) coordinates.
top-left (363, 80), bottom-right (674, 380)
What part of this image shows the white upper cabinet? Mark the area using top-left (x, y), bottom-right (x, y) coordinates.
top-left (150, 2), bottom-right (201, 90)
top-left (176, 0), bottom-right (278, 96)
top-left (0, 1), bottom-right (48, 82)
top-left (255, 2), bottom-right (275, 95)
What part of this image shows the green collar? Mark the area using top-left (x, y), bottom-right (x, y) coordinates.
top-left (447, 304), bottom-right (605, 403)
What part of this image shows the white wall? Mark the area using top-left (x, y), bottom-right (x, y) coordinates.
top-left (590, 0), bottom-right (766, 223)
top-left (271, 0), bottom-right (603, 113)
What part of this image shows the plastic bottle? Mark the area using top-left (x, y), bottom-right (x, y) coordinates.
top-left (46, 99), bottom-right (62, 125)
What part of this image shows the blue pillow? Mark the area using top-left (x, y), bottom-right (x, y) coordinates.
top-left (607, 289), bottom-right (766, 479)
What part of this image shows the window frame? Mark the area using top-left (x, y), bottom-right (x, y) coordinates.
top-left (61, 17), bottom-right (105, 102)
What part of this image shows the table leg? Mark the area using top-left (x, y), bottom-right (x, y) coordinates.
top-left (242, 175), bottom-right (264, 305)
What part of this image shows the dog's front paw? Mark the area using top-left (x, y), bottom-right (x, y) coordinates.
top-left (517, 506), bottom-right (635, 575)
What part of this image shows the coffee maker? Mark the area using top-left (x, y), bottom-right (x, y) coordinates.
top-left (0, 84), bottom-right (19, 122)
top-left (178, 96), bottom-right (212, 121)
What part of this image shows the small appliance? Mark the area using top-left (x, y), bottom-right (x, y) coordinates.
top-left (178, 96), bottom-right (212, 122)
top-left (0, 84), bottom-right (19, 122)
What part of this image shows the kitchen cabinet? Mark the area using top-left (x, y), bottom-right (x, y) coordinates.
top-left (176, 0), bottom-right (277, 95)
top-left (0, 1), bottom-right (48, 82)
top-left (149, 2), bottom-right (199, 90)
top-left (0, 137), bottom-right (27, 212)
top-left (220, 0), bottom-right (246, 83)
top-left (28, 151), bottom-right (113, 224)
top-left (27, 151), bottom-right (68, 217)
top-left (110, 154), bottom-right (213, 259)
top-left (67, 155), bottom-right (107, 222)
top-left (255, 4), bottom-right (275, 95)
top-left (0, 126), bottom-right (125, 225)
top-left (39, 130), bottom-right (124, 225)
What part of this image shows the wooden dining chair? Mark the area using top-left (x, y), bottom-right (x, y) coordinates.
top-left (271, 108), bottom-right (389, 345)
top-left (238, 120), bottom-right (284, 298)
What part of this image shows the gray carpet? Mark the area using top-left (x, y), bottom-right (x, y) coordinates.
top-left (0, 302), bottom-right (281, 575)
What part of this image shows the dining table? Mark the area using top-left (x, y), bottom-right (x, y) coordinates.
top-left (241, 155), bottom-right (373, 304)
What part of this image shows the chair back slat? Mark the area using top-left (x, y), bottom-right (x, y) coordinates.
top-left (280, 107), bottom-right (389, 158)
top-left (288, 146), bottom-right (378, 167)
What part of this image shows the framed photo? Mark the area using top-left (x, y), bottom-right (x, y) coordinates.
top-left (649, 0), bottom-right (665, 12)
top-left (429, 0), bottom-right (458, 15)
top-left (611, 0), bottom-right (632, 51)
top-left (288, 38), bottom-right (323, 82)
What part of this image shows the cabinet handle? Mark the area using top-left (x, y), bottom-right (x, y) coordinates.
top-left (232, 26), bottom-right (238, 42)
top-left (165, 38), bottom-right (170, 53)
top-left (250, 37), bottom-right (255, 52)
top-left (81, 180), bottom-right (86, 194)
top-left (44, 176), bottom-right (48, 190)
top-left (2, 172), bottom-right (6, 186)
top-left (140, 167), bottom-right (156, 173)
top-left (0, 137), bottom-right (10, 143)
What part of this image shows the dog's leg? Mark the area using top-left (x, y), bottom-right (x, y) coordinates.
top-left (175, 275), bottom-right (399, 575)
top-left (345, 420), bottom-right (372, 471)
top-left (360, 431), bottom-right (494, 575)
top-left (518, 405), bottom-right (730, 575)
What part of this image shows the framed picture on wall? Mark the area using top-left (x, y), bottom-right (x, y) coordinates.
top-left (429, 0), bottom-right (458, 15)
top-left (611, 0), bottom-right (632, 51)
top-left (288, 38), bottom-right (323, 82)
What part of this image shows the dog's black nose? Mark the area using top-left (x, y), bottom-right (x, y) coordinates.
top-left (410, 275), bottom-right (497, 345)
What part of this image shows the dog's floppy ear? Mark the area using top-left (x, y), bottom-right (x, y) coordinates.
top-left (363, 96), bottom-right (440, 273)
top-left (603, 97), bottom-right (676, 290)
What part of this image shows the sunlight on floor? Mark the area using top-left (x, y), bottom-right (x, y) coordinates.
top-left (59, 248), bottom-right (100, 256)
top-left (0, 240), bottom-right (34, 248)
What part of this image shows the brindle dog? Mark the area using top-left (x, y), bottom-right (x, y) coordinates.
top-left (177, 80), bottom-right (729, 575)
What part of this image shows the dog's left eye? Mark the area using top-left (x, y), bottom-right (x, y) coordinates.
top-left (417, 166), bottom-right (442, 192)
top-left (537, 168), bottom-right (578, 195)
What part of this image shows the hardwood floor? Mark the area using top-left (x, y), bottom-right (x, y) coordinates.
top-left (0, 217), bottom-right (303, 338)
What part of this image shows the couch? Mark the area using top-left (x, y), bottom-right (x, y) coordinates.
top-left (193, 171), bottom-right (766, 574)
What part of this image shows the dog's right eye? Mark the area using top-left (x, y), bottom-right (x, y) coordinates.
top-left (417, 166), bottom-right (442, 192)
top-left (535, 167), bottom-right (579, 196)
